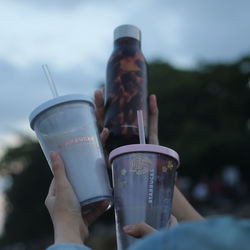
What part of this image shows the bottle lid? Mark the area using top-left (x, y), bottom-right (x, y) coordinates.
top-left (114, 24), bottom-right (141, 41)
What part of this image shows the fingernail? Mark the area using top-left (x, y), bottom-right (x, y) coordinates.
top-left (123, 225), bottom-right (134, 232)
top-left (50, 151), bottom-right (58, 162)
top-left (103, 128), bottom-right (109, 134)
top-left (96, 89), bottom-right (101, 95)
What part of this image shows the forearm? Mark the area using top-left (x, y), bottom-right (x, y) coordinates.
top-left (47, 243), bottom-right (91, 250)
top-left (172, 186), bottom-right (203, 221)
top-left (53, 221), bottom-right (85, 245)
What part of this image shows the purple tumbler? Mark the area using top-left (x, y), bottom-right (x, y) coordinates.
top-left (109, 144), bottom-right (180, 250)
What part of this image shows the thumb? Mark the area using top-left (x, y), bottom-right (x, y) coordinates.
top-left (168, 215), bottom-right (178, 227)
top-left (123, 222), bottom-right (156, 238)
top-left (148, 94), bottom-right (159, 145)
top-left (50, 152), bottom-right (69, 192)
top-left (100, 128), bottom-right (109, 145)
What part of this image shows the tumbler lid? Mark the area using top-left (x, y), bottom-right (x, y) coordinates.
top-left (109, 144), bottom-right (180, 168)
top-left (29, 94), bottom-right (94, 130)
top-left (114, 24), bottom-right (141, 41)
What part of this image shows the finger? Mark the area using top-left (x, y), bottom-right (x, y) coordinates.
top-left (45, 179), bottom-right (56, 208)
top-left (47, 178), bottom-right (56, 197)
top-left (100, 128), bottom-right (109, 145)
top-left (148, 94), bottom-right (159, 145)
top-left (83, 200), bottom-right (110, 226)
top-left (99, 127), bottom-right (111, 168)
top-left (123, 222), bottom-right (156, 238)
top-left (50, 152), bottom-right (69, 192)
top-left (94, 90), bottom-right (105, 129)
top-left (168, 215), bottom-right (178, 227)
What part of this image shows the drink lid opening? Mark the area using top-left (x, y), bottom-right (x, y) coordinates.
top-left (114, 24), bottom-right (141, 41)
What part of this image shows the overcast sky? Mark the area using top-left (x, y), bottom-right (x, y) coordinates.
top-left (0, 0), bottom-right (250, 156)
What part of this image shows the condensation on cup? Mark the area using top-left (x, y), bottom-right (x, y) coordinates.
top-left (29, 94), bottom-right (112, 213)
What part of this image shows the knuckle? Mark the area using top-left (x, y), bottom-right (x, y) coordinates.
top-left (138, 221), bottom-right (145, 227)
top-left (44, 199), bottom-right (49, 207)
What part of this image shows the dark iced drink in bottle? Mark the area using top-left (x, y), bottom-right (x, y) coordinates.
top-left (105, 24), bottom-right (148, 153)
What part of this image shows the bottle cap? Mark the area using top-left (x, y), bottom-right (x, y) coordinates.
top-left (114, 24), bottom-right (141, 41)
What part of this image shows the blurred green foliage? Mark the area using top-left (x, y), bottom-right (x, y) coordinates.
top-left (0, 138), bottom-right (53, 249)
top-left (148, 57), bottom-right (250, 180)
top-left (0, 56), bottom-right (250, 248)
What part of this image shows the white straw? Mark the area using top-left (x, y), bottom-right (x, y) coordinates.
top-left (137, 110), bottom-right (146, 144)
top-left (42, 64), bottom-right (59, 98)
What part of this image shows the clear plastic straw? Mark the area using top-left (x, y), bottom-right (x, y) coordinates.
top-left (137, 110), bottom-right (146, 144)
top-left (42, 64), bottom-right (59, 98)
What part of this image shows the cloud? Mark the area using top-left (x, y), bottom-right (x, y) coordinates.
top-left (0, 59), bottom-right (103, 157)
top-left (0, 59), bottom-right (101, 120)
top-left (1, 0), bottom-right (250, 70)
top-left (134, 0), bottom-right (250, 66)
top-left (173, 0), bottom-right (250, 61)
top-left (0, 0), bottom-right (123, 70)
top-left (11, 0), bottom-right (85, 9)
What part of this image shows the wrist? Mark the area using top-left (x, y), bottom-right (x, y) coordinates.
top-left (54, 220), bottom-right (87, 245)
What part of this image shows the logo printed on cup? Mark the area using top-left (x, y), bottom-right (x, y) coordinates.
top-left (130, 155), bottom-right (151, 175)
top-left (58, 136), bottom-right (96, 148)
top-left (148, 168), bottom-right (154, 204)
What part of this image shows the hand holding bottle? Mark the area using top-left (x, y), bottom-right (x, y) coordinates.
top-left (95, 89), bottom-right (159, 145)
